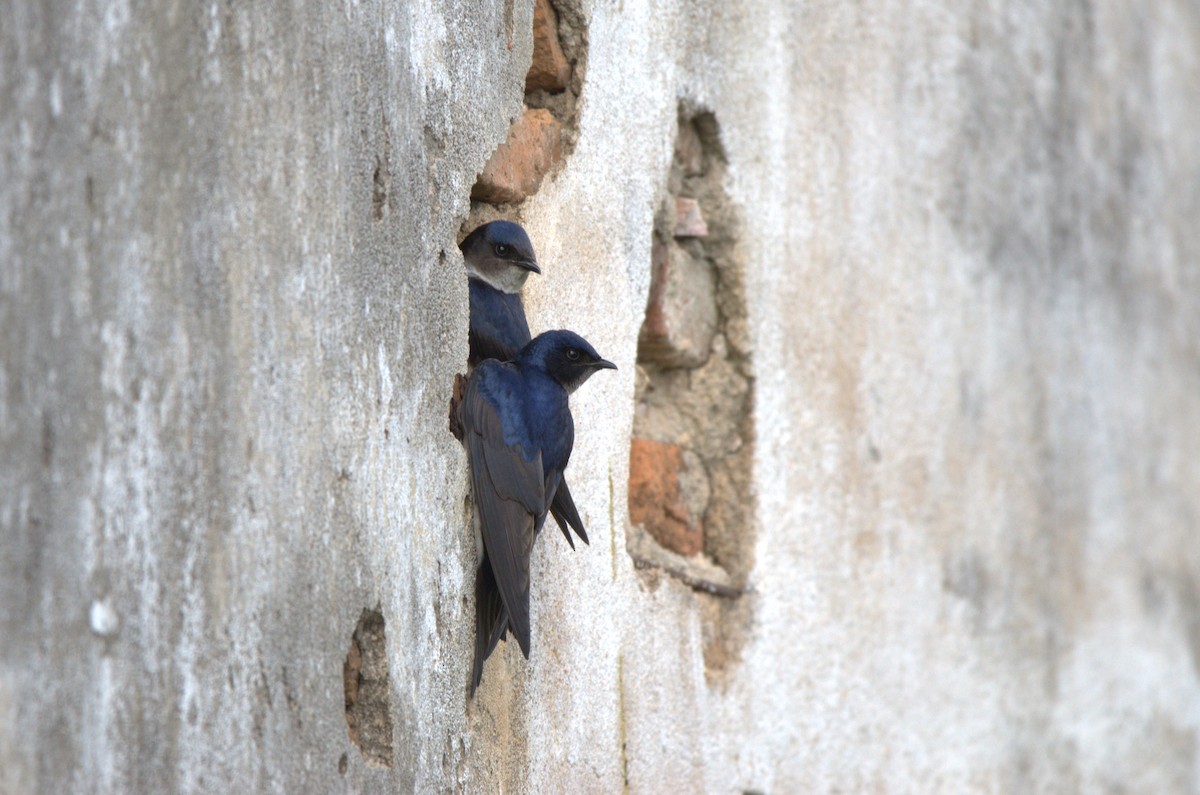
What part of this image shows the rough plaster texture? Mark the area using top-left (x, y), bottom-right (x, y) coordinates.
top-left (3, 0), bottom-right (1200, 793)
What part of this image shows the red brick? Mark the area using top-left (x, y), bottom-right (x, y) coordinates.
top-left (637, 239), bottom-right (718, 368)
top-left (472, 108), bottom-right (563, 204)
top-left (628, 438), bottom-right (703, 557)
top-left (525, 0), bottom-right (570, 93)
top-left (675, 120), bottom-right (704, 176)
top-left (639, 238), bottom-right (671, 346)
top-left (674, 197), bottom-right (708, 238)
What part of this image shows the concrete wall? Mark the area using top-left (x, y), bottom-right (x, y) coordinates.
top-left (3, 0), bottom-right (1199, 792)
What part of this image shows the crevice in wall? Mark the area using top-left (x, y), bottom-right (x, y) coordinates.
top-left (627, 106), bottom-right (757, 677)
top-left (372, 114), bottom-right (392, 222)
top-left (463, 0), bottom-right (588, 232)
top-left (617, 653), bottom-right (630, 794)
top-left (342, 607), bottom-right (394, 768)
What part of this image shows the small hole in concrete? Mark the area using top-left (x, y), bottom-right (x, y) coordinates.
top-left (343, 607), bottom-right (394, 768)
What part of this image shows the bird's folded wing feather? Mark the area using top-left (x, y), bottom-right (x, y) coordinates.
top-left (461, 375), bottom-right (544, 657)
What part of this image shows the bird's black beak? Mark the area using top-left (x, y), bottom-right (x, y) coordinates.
top-left (516, 259), bottom-right (541, 275)
top-left (593, 359), bottom-right (618, 371)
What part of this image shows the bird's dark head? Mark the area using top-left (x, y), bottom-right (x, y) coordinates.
top-left (522, 330), bottom-right (617, 393)
top-left (460, 221), bottom-right (540, 294)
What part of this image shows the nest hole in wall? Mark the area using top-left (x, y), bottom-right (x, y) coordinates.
top-left (627, 105), bottom-right (758, 679)
top-left (448, 0), bottom-right (590, 426)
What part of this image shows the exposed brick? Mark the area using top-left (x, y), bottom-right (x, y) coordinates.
top-left (638, 239), bottom-right (718, 368)
top-left (628, 438), bottom-right (703, 557)
top-left (472, 108), bottom-right (563, 204)
top-left (640, 238), bottom-right (670, 341)
top-left (674, 197), bottom-right (709, 238)
top-left (675, 119), bottom-right (704, 176)
top-left (525, 0), bottom-right (571, 93)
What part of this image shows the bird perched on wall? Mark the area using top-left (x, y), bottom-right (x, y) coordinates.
top-left (460, 220), bottom-right (540, 367)
top-left (459, 329), bottom-right (616, 695)
top-left (459, 220), bottom-right (591, 551)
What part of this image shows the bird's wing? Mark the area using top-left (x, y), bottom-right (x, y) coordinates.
top-left (461, 373), bottom-right (544, 658)
top-left (549, 477), bottom-right (589, 547)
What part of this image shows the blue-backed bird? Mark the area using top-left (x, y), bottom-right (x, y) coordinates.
top-left (459, 221), bottom-right (591, 550)
top-left (458, 330), bottom-right (616, 695)
top-left (460, 220), bottom-right (540, 367)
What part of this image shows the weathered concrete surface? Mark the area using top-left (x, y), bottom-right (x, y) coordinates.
top-left (3, 1), bottom-right (1200, 793)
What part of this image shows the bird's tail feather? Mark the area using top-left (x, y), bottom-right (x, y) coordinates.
top-left (550, 478), bottom-right (589, 547)
top-left (470, 562), bottom-right (506, 697)
top-left (486, 609), bottom-right (509, 658)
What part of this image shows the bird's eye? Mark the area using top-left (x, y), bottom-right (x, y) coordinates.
top-left (565, 349), bottom-right (581, 362)
top-left (495, 244), bottom-right (512, 257)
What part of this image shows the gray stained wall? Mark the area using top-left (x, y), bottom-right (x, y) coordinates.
top-left (3, 0), bottom-right (1200, 792)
